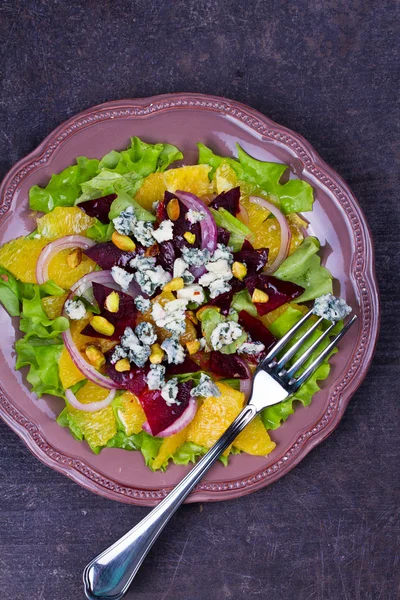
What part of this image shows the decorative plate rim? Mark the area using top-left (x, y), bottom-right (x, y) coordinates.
top-left (0, 93), bottom-right (380, 506)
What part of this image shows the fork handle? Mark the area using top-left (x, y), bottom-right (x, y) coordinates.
top-left (83, 403), bottom-right (257, 600)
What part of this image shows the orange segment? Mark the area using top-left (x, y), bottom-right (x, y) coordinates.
top-left (213, 162), bottom-right (238, 194)
top-left (163, 165), bottom-right (212, 197)
top-left (0, 237), bottom-right (48, 283)
top-left (233, 415), bottom-right (276, 456)
top-left (47, 249), bottom-right (97, 289)
top-left (135, 173), bottom-right (166, 211)
top-left (152, 427), bottom-right (188, 471)
top-left (59, 347), bottom-right (86, 389)
top-left (42, 293), bottom-right (68, 319)
top-left (69, 315), bottom-right (116, 354)
top-left (36, 207), bottom-right (94, 239)
top-left (116, 391), bottom-right (146, 435)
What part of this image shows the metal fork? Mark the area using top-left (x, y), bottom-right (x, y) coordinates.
top-left (83, 309), bottom-right (357, 600)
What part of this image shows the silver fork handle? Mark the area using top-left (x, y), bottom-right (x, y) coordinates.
top-left (83, 403), bottom-right (257, 600)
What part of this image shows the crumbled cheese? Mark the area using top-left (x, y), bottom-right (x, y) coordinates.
top-left (146, 364), bottom-right (166, 391)
top-left (198, 257), bottom-right (233, 298)
top-left (134, 295), bottom-right (151, 313)
top-left (130, 255), bottom-right (171, 296)
top-left (135, 321), bottom-right (157, 346)
top-left (211, 244), bottom-right (234, 264)
top-left (238, 341), bottom-right (265, 356)
top-left (64, 299), bottom-right (87, 320)
top-left (210, 321), bottom-right (244, 351)
top-left (177, 284), bottom-right (205, 304)
top-left (152, 299), bottom-right (188, 336)
top-left (152, 220), bottom-right (174, 243)
top-left (132, 220), bottom-right (155, 247)
top-left (111, 266), bottom-right (134, 291)
top-left (190, 373), bottom-right (221, 398)
top-left (120, 326), bottom-right (151, 368)
top-left (113, 206), bottom-right (136, 235)
top-left (161, 378), bottom-right (180, 406)
top-left (173, 258), bottom-right (189, 279)
top-left (130, 255), bottom-right (157, 271)
top-left (208, 280), bottom-right (232, 299)
top-left (186, 209), bottom-right (205, 224)
top-left (313, 294), bottom-right (352, 321)
top-left (181, 246), bottom-right (211, 267)
top-left (182, 271), bottom-right (195, 285)
top-left (110, 345), bottom-right (128, 365)
top-left (161, 337), bottom-right (186, 364)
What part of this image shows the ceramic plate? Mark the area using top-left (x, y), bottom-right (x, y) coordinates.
top-left (0, 94), bottom-right (379, 506)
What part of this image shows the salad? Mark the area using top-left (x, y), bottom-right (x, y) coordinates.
top-left (0, 137), bottom-right (344, 471)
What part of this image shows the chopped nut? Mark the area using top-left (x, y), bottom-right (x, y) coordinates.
top-left (104, 291), bottom-right (120, 313)
top-left (196, 305), bottom-right (220, 319)
top-left (115, 358), bottom-right (131, 372)
top-left (67, 248), bottom-right (82, 268)
top-left (111, 231), bottom-right (136, 252)
top-left (252, 288), bottom-right (269, 303)
top-left (163, 277), bottom-right (184, 292)
top-left (232, 261), bottom-right (247, 281)
top-left (149, 343), bottom-right (165, 364)
top-left (91, 315), bottom-right (115, 336)
top-left (85, 345), bottom-right (105, 369)
top-left (186, 310), bottom-right (199, 326)
top-left (166, 198), bottom-right (180, 221)
top-left (183, 231), bottom-right (196, 244)
top-left (186, 340), bottom-right (200, 355)
top-left (144, 243), bottom-right (159, 257)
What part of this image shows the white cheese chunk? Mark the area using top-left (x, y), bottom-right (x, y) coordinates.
top-left (313, 294), bottom-right (352, 321)
top-left (64, 299), bottom-right (87, 320)
top-left (210, 321), bottom-right (244, 351)
top-left (111, 266), bottom-right (134, 291)
top-left (190, 373), bottom-right (221, 399)
top-left (152, 220), bottom-right (174, 243)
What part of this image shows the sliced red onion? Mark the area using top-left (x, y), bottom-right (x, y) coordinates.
top-left (65, 388), bottom-right (116, 412)
top-left (175, 190), bottom-right (218, 278)
top-left (249, 196), bottom-right (292, 274)
top-left (69, 270), bottom-right (141, 299)
top-left (36, 235), bottom-right (96, 285)
top-left (142, 396), bottom-right (198, 438)
top-left (237, 203), bottom-right (249, 226)
top-left (239, 378), bottom-right (252, 402)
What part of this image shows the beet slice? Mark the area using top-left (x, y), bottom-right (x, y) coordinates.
top-left (167, 356), bottom-right (200, 376)
top-left (209, 352), bottom-right (249, 379)
top-left (245, 274), bottom-right (304, 316)
top-left (234, 247), bottom-right (269, 275)
top-left (81, 283), bottom-right (137, 340)
top-left (210, 187), bottom-right (240, 215)
top-left (238, 310), bottom-right (277, 350)
top-left (157, 241), bottom-right (176, 273)
top-left (139, 381), bottom-right (193, 436)
top-left (84, 241), bottom-right (136, 270)
top-left (217, 226), bottom-right (231, 246)
top-left (209, 278), bottom-right (244, 314)
top-left (105, 364), bottom-right (148, 395)
top-left (79, 194), bottom-right (117, 224)
top-left (162, 191), bottom-right (201, 252)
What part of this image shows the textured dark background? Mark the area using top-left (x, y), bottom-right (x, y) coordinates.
top-left (1, 1), bottom-right (399, 599)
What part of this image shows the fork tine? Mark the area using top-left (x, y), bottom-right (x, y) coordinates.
top-left (291, 315), bottom-right (357, 390)
top-left (274, 316), bottom-right (325, 370)
top-left (263, 308), bottom-right (315, 363)
top-left (285, 321), bottom-right (337, 377)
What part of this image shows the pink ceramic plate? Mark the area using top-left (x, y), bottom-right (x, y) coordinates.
top-left (0, 94), bottom-right (379, 506)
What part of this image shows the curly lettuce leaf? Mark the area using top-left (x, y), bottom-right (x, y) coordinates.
top-left (198, 143), bottom-right (314, 214)
top-left (29, 157), bottom-right (99, 212)
top-left (16, 337), bottom-right (65, 397)
top-left (99, 137), bottom-right (182, 176)
top-left (106, 430), bottom-right (163, 466)
top-left (0, 267), bottom-right (65, 317)
top-left (86, 220), bottom-right (115, 243)
top-left (108, 190), bottom-right (156, 222)
top-left (274, 237), bottom-right (333, 302)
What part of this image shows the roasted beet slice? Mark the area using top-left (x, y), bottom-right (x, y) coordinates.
top-left (84, 241), bottom-right (136, 270)
top-left (162, 191), bottom-right (201, 252)
top-left (79, 194), bottom-right (117, 224)
top-left (234, 247), bottom-right (269, 275)
top-left (105, 363), bottom-right (148, 395)
top-left (238, 310), bottom-right (277, 350)
top-left (209, 352), bottom-right (249, 378)
top-left (139, 381), bottom-right (192, 436)
top-left (245, 275), bottom-right (304, 316)
top-left (217, 226), bottom-right (231, 246)
top-left (167, 356), bottom-right (200, 375)
top-left (210, 187), bottom-right (240, 215)
top-left (81, 283), bottom-right (137, 340)
top-left (157, 241), bottom-right (176, 273)
top-left (209, 278), bottom-right (244, 314)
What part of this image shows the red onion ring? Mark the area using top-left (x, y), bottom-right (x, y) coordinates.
top-left (237, 203), bottom-right (249, 226)
top-left (36, 235), bottom-right (96, 285)
top-left (249, 196), bottom-right (292, 274)
top-left (142, 396), bottom-right (198, 438)
top-left (239, 378), bottom-right (252, 402)
top-left (69, 269), bottom-right (141, 298)
top-left (65, 388), bottom-right (116, 412)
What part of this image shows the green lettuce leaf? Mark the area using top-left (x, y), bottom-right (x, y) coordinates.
top-left (29, 157), bottom-right (99, 212)
top-left (198, 143), bottom-right (314, 214)
top-left (99, 137), bottom-right (182, 176)
top-left (106, 430), bottom-right (163, 466)
top-left (86, 220), bottom-right (115, 242)
top-left (210, 207), bottom-right (251, 251)
top-left (274, 237), bottom-right (333, 302)
top-left (108, 190), bottom-right (156, 222)
top-left (78, 170), bottom-right (143, 202)
top-left (0, 267), bottom-right (65, 318)
top-left (16, 337), bottom-right (65, 397)
top-left (231, 289), bottom-right (257, 317)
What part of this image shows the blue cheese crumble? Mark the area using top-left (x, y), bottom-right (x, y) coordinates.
top-left (181, 247), bottom-right (211, 267)
top-left (210, 321), bottom-right (244, 351)
top-left (146, 364), bottom-right (166, 391)
top-left (161, 378), bottom-right (180, 406)
top-left (238, 341), bottom-right (265, 356)
top-left (161, 336), bottom-right (186, 364)
top-left (132, 220), bottom-right (154, 247)
top-left (177, 284), bottom-right (205, 304)
top-left (190, 373), bottom-right (221, 399)
top-left (211, 244), bottom-right (234, 264)
top-left (64, 299), bottom-right (87, 320)
top-left (152, 220), bottom-right (174, 243)
top-left (110, 345), bottom-right (128, 365)
top-left (130, 255), bottom-right (171, 296)
top-left (198, 258), bottom-right (233, 299)
top-left (186, 209), bottom-right (205, 224)
top-left (111, 266), bottom-right (134, 291)
top-left (135, 321), bottom-right (157, 346)
top-left (134, 295), bottom-right (151, 313)
top-left (120, 326), bottom-right (151, 368)
top-left (113, 206), bottom-right (136, 236)
top-left (152, 299), bottom-right (188, 336)
top-left (173, 258), bottom-right (195, 285)
top-left (313, 294), bottom-right (352, 322)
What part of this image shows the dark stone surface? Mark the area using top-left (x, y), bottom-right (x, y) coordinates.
top-left (0, 1), bottom-right (399, 599)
